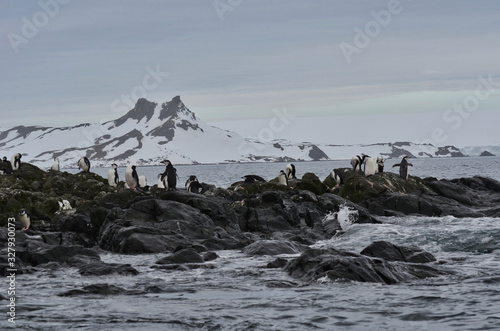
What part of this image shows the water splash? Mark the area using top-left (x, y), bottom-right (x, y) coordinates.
top-left (321, 203), bottom-right (359, 233)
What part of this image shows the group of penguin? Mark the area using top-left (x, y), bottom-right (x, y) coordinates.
top-left (3, 152), bottom-right (413, 232)
top-left (0, 153), bottom-right (22, 174)
top-left (253, 154), bottom-right (413, 190)
top-left (350, 154), bottom-right (413, 180)
top-left (76, 156), bottom-right (203, 193)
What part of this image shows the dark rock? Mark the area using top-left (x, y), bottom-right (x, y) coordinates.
top-left (18, 244), bottom-right (100, 266)
top-left (156, 248), bottom-right (205, 264)
top-left (242, 240), bottom-right (308, 256)
top-left (265, 258), bottom-right (289, 268)
top-left (58, 283), bottom-right (127, 297)
top-left (360, 241), bottom-right (436, 264)
top-left (285, 248), bottom-right (448, 284)
top-left (202, 251), bottom-right (219, 262)
top-left (58, 213), bottom-right (92, 233)
top-left (78, 263), bottom-right (139, 276)
top-left (295, 173), bottom-right (327, 195)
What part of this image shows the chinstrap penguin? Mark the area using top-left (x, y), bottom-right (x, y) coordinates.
top-left (278, 170), bottom-right (289, 186)
top-left (160, 160), bottom-right (177, 190)
top-left (350, 155), bottom-right (367, 171)
top-left (11, 153), bottom-right (22, 171)
top-left (125, 165), bottom-right (140, 189)
top-left (392, 156), bottom-right (413, 180)
top-left (51, 157), bottom-right (60, 171)
top-left (376, 156), bottom-right (385, 173)
top-left (363, 156), bottom-right (377, 176)
top-left (185, 175), bottom-right (203, 193)
top-left (285, 164), bottom-right (296, 179)
top-left (78, 157), bottom-right (90, 172)
top-left (331, 169), bottom-right (344, 187)
top-left (108, 164), bottom-right (119, 187)
top-left (19, 208), bottom-right (30, 231)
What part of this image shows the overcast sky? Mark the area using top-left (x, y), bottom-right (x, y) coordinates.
top-left (2, 0), bottom-right (499, 147)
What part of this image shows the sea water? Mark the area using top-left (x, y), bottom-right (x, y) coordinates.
top-left (4, 157), bottom-right (500, 330)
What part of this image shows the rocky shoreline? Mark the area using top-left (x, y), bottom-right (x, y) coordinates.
top-left (1, 163), bottom-right (500, 286)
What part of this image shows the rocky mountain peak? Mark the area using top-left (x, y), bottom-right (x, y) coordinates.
top-left (159, 96), bottom-right (195, 121)
top-left (113, 98), bottom-right (157, 127)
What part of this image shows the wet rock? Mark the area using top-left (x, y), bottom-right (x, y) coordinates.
top-left (58, 283), bottom-right (127, 297)
top-left (265, 257), bottom-right (289, 268)
top-left (360, 241), bottom-right (436, 264)
top-left (78, 262), bottom-right (139, 276)
top-left (295, 173), bottom-right (327, 195)
top-left (202, 251), bottom-right (219, 262)
top-left (242, 240), bottom-right (308, 256)
top-left (18, 243), bottom-right (100, 266)
top-left (285, 248), bottom-right (447, 284)
top-left (156, 248), bottom-right (205, 264)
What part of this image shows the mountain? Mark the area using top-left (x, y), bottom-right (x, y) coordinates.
top-left (0, 96), bottom-right (468, 169)
top-left (460, 145), bottom-right (500, 157)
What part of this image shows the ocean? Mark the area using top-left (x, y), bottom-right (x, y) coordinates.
top-left (5, 157), bottom-right (500, 330)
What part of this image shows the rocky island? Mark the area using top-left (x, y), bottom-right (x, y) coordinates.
top-left (1, 162), bottom-right (500, 286)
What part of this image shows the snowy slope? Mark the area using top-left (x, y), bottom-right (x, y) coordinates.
top-left (0, 96), bottom-right (467, 169)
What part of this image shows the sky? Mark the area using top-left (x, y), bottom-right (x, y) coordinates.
top-left (1, 0), bottom-right (500, 148)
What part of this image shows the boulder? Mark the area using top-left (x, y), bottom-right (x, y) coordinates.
top-left (285, 248), bottom-right (447, 284)
top-left (156, 248), bottom-right (205, 264)
top-left (242, 240), bottom-right (308, 256)
top-left (360, 241), bottom-right (436, 264)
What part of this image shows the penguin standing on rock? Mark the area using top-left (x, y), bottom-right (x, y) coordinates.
top-left (11, 153), bottom-right (22, 171)
top-left (51, 157), bottom-right (60, 171)
top-left (376, 157), bottom-right (385, 173)
top-left (18, 208), bottom-right (30, 231)
top-left (278, 170), bottom-right (289, 187)
top-left (108, 164), bottom-right (119, 187)
top-left (285, 164), bottom-right (296, 179)
top-left (331, 169), bottom-right (344, 187)
top-left (125, 165), bottom-right (140, 189)
top-left (350, 155), bottom-right (366, 171)
top-left (78, 157), bottom-right (90, 172)
top-left (185, 175), bottom-right (203, 193)
top-left (363, 156), bottom-right (377, 176)
top-left (392, 156), bottom-right (413, 180)
top-left (160, 160), bottom-right (177, 190)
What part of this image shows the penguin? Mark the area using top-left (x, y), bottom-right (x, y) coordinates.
top-left (278, 170), bottom-right (288, 187)
top-left (157, 173), bottom-right (166, 189)
top-left (78, 156), bottom-right (90, 172)
top-left (350, 155), bottom-right (366, 171)
top-left (139, 175), bottom-right (147, 188)
top-left (107, 163), bottom-right (119, 187)
top-left (285, 163), bottom-right (296, 179)
top-left (331, 169), bottom-right (344, 187)
top-left (160, 160), bottom-right (177, 191)
top-left (363, 156), bottom-right (377, 176)
top-left (185, 175), bottom-right (203, 193)
top-left (242, 175), bottom-right (266, 184)
top-left (376, 156), bottom-right (385, 173)
top-left (11, 153), bottom-right (22, 171)
top-left (51, 157), bottom-right (60, 171)
top-left (392, 156), bottom-right (413, 180)
top-left (19, 208), bottom-right (30, 231)
top-left (125, 165), bottom-right (139, 189)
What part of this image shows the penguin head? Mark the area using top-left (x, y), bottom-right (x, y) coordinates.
top-left (161, 160), bottom-right (171, 166)
top-left (19, 208), bottom-right (29, 217)
top-left (111, 163), bottom-right (118, 169)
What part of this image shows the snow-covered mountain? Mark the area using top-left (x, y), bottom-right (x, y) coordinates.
top-left (460, 145), bottom-right (499, 157)
top-left (0, 96), bottom-right (468, 169)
